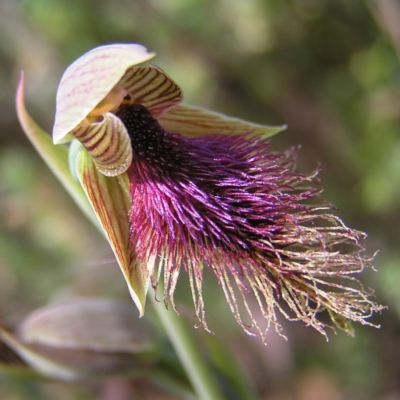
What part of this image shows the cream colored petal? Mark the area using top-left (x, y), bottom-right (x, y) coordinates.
top-left (75, 146), bottom-right (149, 316)
top-left (118, 65), bottom-right (183, 118)
top-left (158, 104), bottom-right (287, 139)
top-left (53, 44), bottom-right (155, 144)
top-left (71, 112), bottom-right (132, 177)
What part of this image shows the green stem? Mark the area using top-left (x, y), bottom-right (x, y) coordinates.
top-left (150, 295), bottom-right (225, 400)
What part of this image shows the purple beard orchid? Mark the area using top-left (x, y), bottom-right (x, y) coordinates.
top-left (26, 44), bottom-right (381, 341)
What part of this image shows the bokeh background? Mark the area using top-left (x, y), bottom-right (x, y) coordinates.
top-left (0, 0), bottom-right (399, 399)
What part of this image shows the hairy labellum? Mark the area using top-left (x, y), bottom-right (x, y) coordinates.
top-left (116, 104), bottom-right (381, 340)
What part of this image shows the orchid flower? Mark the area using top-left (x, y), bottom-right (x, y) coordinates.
top-left (19, 44), bottom-right (382, 341)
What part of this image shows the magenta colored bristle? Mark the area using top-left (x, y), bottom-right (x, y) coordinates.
top-left (115, 104), bottom-right (382, 341)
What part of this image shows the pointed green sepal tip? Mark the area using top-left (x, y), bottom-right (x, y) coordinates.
top-left (74, 144), bottom-right (149, 316)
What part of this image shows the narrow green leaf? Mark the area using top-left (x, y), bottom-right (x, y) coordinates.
top-left (16, 73), bottom-right (97, 227)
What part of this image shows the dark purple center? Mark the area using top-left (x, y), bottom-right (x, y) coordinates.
top-left (115, 104), bottom-right (315, 266)
top-left (116, 104), bottom-right (185, 170)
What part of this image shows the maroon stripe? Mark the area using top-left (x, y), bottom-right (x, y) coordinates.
top-left (84, 127), bottom-right (107, 152)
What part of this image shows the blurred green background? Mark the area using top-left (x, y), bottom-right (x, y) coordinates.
top-left (0, 0), bottom-right (399, 399)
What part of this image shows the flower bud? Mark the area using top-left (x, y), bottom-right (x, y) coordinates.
top-left (0, 298), bottom-right (158, 381)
